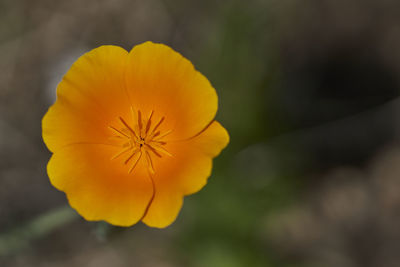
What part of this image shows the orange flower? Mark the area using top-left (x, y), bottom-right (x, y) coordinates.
top-left (42, 42), bottom-right (229, 228)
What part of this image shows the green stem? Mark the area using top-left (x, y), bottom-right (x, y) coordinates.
top-left (0, 205), bottom-right (78, 256)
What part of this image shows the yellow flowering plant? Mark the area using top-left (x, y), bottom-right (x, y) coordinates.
top-left (42, 42), bottom-right (229, 228)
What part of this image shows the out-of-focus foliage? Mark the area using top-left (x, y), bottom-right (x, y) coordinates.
top-left (1, 0), bottom-right (400, 266)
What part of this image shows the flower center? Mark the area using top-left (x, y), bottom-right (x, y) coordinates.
top-left (108, 107), bottom-right (172, 174)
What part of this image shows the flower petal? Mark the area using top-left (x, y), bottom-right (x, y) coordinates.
top-left (125, 41), bottom-right (218, 141)
top-left (141, 121), bottom-right (229, 228)
top-left (42, 45), bottom-right (131, 152)
top-left (47, 143), bottom-right (154, 226)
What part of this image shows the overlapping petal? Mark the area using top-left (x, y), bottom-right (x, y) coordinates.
top-left (142, 121), bottom-right (229, 228)
top-left (125, 42), bottom-right (218, 141)
top-left (42, 45), bottom-right (130, 152)
top-left (47, 143), bottom-right (154, 226)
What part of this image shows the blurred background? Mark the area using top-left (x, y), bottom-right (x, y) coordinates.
top-left (1, 0), bottom-right (400, 266)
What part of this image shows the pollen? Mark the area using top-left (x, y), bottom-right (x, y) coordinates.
top-left (108, 107), bottom-right (172, 174)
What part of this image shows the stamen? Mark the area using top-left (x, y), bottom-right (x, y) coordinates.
top-left (124, 148), bottom-right (139, 164)
top-left (145, 110), bottom-right (154, 135)
top-left (152, 140), bottom-right (167, 145)
top-left (130, 106), bottom-right (140, 134)
top-left (151, 117), bottom-right (165, 135)
top-left (145, 150), bottom-right (155, 174)
top-left (108, 126), bottom-right (130, 138)
top-left (145, 144), bottom-right (162, 158)
top-left (119, 117), bottom-right (138, 139)
top-left (108, 135), bottom-right (123, 140)
top-left (128, 151), bottom-right (142, 174)
top-left (137, 110), bottom-right (143, 134)
top-left (110, 146), bottom-right (131, 160)
top-left (130, 106), bottom-right (137, 125)
top-left (153, 129), bottom-right (173, 141)
top-left (149, 131), bottom-right (160, 139)
top-left (149, 143), bottom-right (172, 157)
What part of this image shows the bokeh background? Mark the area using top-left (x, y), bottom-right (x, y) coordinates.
top-left (1, 0), bottom-right (400, 266)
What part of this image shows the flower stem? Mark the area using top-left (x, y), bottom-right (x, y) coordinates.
top-left (0, 205), bottom-right (78, 257)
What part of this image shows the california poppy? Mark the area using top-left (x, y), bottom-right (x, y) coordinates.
top-left (42, 42), bottom-right (229, 228)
